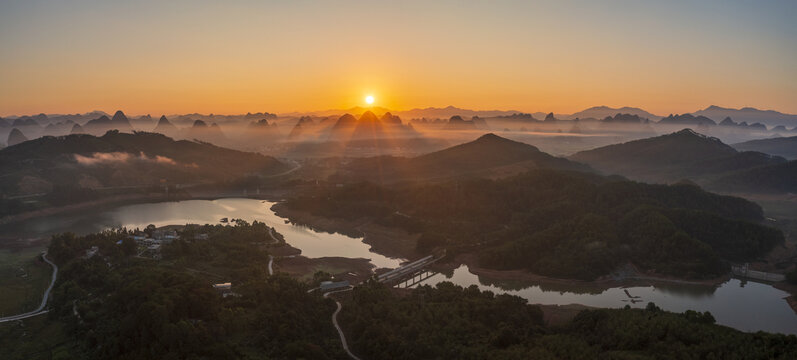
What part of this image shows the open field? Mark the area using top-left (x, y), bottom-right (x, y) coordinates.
top-left (0, 249), bottom-right (52, 316)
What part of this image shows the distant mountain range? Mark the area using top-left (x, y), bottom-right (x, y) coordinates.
top-left (338, 133), bottom-right (590, 182)
top-left (733, 136), bottom-right (797, 160)
top-left (694, 105), bottom-right (797, 128)
top-left (569, 129), bottom-right (791, 194)
top-left (566, 106), bottom-right (661, 121)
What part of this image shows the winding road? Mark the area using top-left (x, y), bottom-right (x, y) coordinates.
top-left (0, 252), bottom-right (58, 323)
top-left (324, 288), bottom-right (361, 360)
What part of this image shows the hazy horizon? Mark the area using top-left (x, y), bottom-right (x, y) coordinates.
top-left (3, 103), bottom-right (796, 119)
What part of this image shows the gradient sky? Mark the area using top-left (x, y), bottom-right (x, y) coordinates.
top-left (1, 0), bottom-right (795, 116)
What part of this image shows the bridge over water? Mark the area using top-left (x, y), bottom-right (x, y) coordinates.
top-left (377, 252), bottom-right (444, 288)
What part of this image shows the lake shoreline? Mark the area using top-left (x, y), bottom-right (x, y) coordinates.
top-left (447, 254), bottom-right (731, 291)
top-left (271, 203), bottom-right (418, 261)
top-left (267, 205), bottom-right (734, 289)
top-left (0, 192), bottom-right (184, 227)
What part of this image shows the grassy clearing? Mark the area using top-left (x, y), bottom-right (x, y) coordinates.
top-left (0, 248), bottom-right (53, 316)
top-left (0, 315), bottom-right (77, 360)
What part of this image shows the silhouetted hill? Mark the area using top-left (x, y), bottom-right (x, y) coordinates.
top-left (7, 128), bottom-right (28, 146)
top-left (658, 114), bottom-right (716, 126)
top-left (130, 114), bottom-right (153, 129)
top-left (185, 120), bottom-right (226, 143)
top-left (380, 112), bottom-right (401, 124)
top-left (443, 115), bottom-right (478, 130)
top-left (83, 110), bottom-right (133, 134)
top-left (568, 106), bottom-right (661, 120)
top-left (12, 118), bottom-right (42, 127)
top-left (288, 116), bottom-right (314, 139)
top-left (395, 106), bottom-right (518, 119)
top-left (340, 133), bottom-right (590, 182)
top-left (153, 115), bottom-right (179, 136)
top-left (570, 129), bottom-right (784, 184)
top-left (601, 113), bottom-right (647, 123)
top-left (733, 136), bottom-right (797, 160)
top-left (0, 131), bottom-right (288, 196)
top-left (70, 123), bottom-right (85, 134)
top-left (694, 105), bottom-right (797, 128)
top-left (330, 113), bottom-right (357, 133)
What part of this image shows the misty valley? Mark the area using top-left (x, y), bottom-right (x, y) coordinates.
top-left (2, 106), bottom-right (797, 359)
top-left (2, 2), bottom-right (797, 358)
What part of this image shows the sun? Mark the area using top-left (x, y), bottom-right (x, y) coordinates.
top-left (365, 95), bottom-right (375, 105)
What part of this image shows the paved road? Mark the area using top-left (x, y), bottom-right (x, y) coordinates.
top-left (0, 252), bottom-right (58, 323)
top-left (324, 288), bottom-right (361, 360)
top-left (264, 161), bottom-right (302, 178)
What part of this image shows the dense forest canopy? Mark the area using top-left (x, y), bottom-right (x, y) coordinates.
top-left (4, 224), bottom-right (794, 359)
top-left (31, 222), bottom-right (345, 359)
top-left (286, 169), bottom-right (782, 280)
top-left (340, 281), bottom-right (797, 359)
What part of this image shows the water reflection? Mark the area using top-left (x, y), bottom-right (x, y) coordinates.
top-left (2, 198), bottom-right (795, 334)
top-left (0, 198), bottom-right (403, 269)
top-left (418, 265), bottom-right (797, 335)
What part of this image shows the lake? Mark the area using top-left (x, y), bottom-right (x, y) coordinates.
top-left (1, 198), bottom-right (795, 334)
top-left (0, 198), bottom-right (402, 269)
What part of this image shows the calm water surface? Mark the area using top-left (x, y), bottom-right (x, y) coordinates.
top-left (2, 198), bottom-right (795, 334)
top-left (0, 198), bottom-right (402, 268)
top-left (417, 265), bottom-right (797, 335)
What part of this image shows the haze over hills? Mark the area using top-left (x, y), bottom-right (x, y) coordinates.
top-left (694, 105), bottom-right (797, 128)
top-left (566, 106), bottom-right (661, 120)
top-left (709, 160), bottom-right (797, 194)
top-left (83, 111), bottom-right (133, 135)
top-left (570, 129), bottom-right (785, 186)
top-left (7, 128), bottom-right (28, 147)
top-left (658, 114), bottom-right (716, 126)
top-left (733, 136), bottom-right (797, 160)
top-left (0, 131), bottom-right (288, 197)
top-left (338, 133), bottom-right (590, 182)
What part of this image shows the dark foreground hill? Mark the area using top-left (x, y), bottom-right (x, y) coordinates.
top-left (339, 133), bottom-right (590, 182)
top-left (570, 129), bottom-right (785, 186)
top-left (286, 169), bottom-right (781, 281)
top-left (0, 131), bottom-right (288, 197)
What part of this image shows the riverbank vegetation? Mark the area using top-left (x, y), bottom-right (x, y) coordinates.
top-left (285, 170), bottom-right (783, 280)
top-left (2, 223), bottom-right (795, 359)
top-left (5, 222), bottom-right (345, 360)
top-left (340, 281), bottom-right (797, 359)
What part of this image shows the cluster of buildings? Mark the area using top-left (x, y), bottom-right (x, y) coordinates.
top-left (125, 229), bottom-right (180, 260)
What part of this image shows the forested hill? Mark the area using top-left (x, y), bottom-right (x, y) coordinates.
top-left (286, 169), bottom-right (782, 280)
top-left (338, 133), bottom-right (591, 182)
top-left (341, 281), bottom-right (797, 359)
top-left (709, 160), bottom-right (797, 194)
top-left (569, 129), bottom-right (785, 185)
top-left (733, 135), bottom-right (797, 160)
top-left (0, 131), bottom-right (288, 197)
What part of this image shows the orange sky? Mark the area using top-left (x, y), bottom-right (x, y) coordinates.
top-left (1, 1), bottom-right (795, 117)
